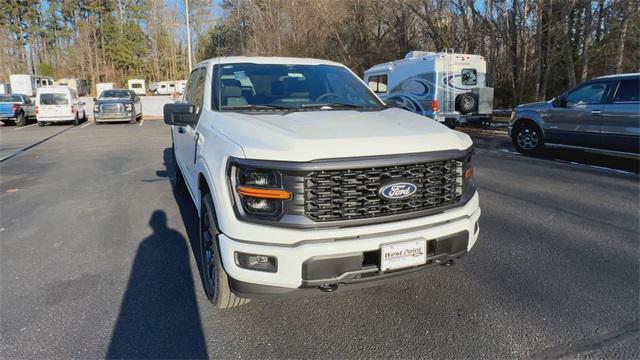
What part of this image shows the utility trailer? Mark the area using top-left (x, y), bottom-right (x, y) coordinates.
top-left (9, 74), bottom-right (54, 97)
top-left (364, 51), bottom-right (493, 127)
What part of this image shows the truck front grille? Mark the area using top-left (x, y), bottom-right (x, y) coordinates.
top-left (100, 103), bottom-right (123, 114)
top-left (303, 160), bottom-right (462, 222)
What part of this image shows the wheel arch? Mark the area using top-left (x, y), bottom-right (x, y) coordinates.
top-left (512, 114), bottom-right (546, 139)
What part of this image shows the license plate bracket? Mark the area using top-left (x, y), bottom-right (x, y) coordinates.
top-left (380, 239), bottom-right (427, 271)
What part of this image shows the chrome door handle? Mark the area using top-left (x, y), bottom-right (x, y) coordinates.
top-left (591, 110), bottom-right (601, 115)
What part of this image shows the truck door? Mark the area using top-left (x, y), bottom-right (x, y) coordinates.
top-left (546, 80), bottom-right (612, 148)
top-left (173, 68), bottom-right (206, 191)
top-left (600, 78), bottom-right (640, 153)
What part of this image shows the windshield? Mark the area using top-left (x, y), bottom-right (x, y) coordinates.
top-left (214, 63), bottom-right (383, 111)
top-left (0, 95), bottom-right (22, 103)
top-left (40, 93), bottom-right (68, 105)
top-left (100, 90), bottom-right (133, 99)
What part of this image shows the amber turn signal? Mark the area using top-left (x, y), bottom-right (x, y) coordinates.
top-left (237, 186), bottom-right (291, 200)
top-left (464, 167), bottom-right (473, 179)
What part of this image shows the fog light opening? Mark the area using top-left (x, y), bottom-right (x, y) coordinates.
top-left (235, 252), bottom-right (278, 273)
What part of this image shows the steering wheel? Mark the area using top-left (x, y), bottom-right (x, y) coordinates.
top-left (315, 93), bottom-right (340, 102)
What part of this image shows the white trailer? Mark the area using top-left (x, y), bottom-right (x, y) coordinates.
top-left (0, 83), bottom-right (10, 94)
top-left (96, 82), bottom-right (115, 97)
top-left (54, 78), bottom-right (89, 96)
top-left (128, 79), bottom-right (146, 95)
top-left (152, 80), bottom-right (184, 95)
top-left (9, 74), bottom-right (54, 97)
top-left (364, 51), bottom-right (494, 126)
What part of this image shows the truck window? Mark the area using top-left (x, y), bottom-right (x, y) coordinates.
top-left (461, 69), bottom-right (477, 86)
top-left (131, 83), bottom-right (142, 89)
top-left (40, 93), bottom-right (69, 105)
top-left (566, 82), bottom-right (608, 105)
top-left (368, 75), bottom-right (388, 94)
top-left (184, 68), bottom-right (206, 118)
top-left (613, 79), bottom-right (640, 103)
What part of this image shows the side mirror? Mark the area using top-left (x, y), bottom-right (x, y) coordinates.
top-left (93, 98), bottom-right (97, 102)
top-left (164, 103), bottom-right (197, 125)
top-left (552, 95), bottom-right (567, 108)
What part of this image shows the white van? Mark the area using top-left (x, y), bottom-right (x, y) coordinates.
top-left (36, 86), bottom-right (87, 126)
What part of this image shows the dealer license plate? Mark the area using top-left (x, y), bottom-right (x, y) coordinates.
top-left (380, 239), bottom-right (427, 271)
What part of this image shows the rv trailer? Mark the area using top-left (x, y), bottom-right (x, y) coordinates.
top-left (54, 78), bottom-right (89, 96)
top-left (96, 82), bottom-right (115, 97)
top-left (128, 79), bottom-right (146, 95)
top-left (9, 74), bottom-right (54, 97)
top-left (364, 51), bottom-right (494, 127)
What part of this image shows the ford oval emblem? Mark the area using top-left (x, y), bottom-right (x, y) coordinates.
top-left (378, 182), bottom-right (418, 200)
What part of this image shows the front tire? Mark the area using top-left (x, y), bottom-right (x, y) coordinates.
top-left (172, 148), bottom-right (187, 194)
top-left (15, 112), bottom-right (26, 127)
top-left (512, 122), bottom-right (544, 154)
top-left (38, 121), bottom-right (45, 127)
top-left (200, 193), bottom-right (250, 309)
top-left (73, 115), bottom-right (79, 126)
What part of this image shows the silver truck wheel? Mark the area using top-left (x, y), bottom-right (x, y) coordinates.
top-left (512, 123), bottom-right (543, 153)
top-left (200, 193), bottom-right (250, 309)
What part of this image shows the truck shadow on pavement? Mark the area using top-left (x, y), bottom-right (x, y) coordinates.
top-left (106, 209), bottom-right (208, 358)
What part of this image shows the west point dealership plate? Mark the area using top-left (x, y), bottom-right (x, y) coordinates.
top-left (380, 239), bottom-right (427, 271)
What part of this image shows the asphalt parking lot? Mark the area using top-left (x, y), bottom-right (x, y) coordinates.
top-left (1, 120), bottom-right (638, 358)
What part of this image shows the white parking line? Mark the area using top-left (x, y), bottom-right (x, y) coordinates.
top-left (14, 123), bottom-right (37, 130)
top-left (80, 120), bottom-right (94, 128)
top-left (138, 118), bottom-right (144, 126)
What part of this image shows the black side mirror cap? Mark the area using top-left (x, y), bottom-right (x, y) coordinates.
top-left (164, 103), bottom-right (197, 125)
top-left (552, 96), bottom-right (567, 107)
top-left (92, 98), bottom-right (96, 101)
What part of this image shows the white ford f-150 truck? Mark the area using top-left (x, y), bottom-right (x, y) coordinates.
top-left (164, 57), bottom-right (481, 308)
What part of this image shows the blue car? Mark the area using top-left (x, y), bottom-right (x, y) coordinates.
top-left (0, 94), bottom-right (36, 127)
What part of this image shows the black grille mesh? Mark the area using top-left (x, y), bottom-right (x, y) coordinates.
top-left (304, 160), bottom-right (462, 222)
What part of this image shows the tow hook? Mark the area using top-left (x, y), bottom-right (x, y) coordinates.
top-left (440, 260), bottom-right (454, 267)
top-left (318, 284), bottom-right (338, 292)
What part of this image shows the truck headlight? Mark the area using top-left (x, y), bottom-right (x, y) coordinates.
top-left (231, 166), bottom-right (291, 218)
top-left (125, 104), bottom-right (133, 111)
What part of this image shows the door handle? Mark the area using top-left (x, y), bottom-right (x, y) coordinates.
top-left (591, 110), bottom-right (601, 115)
top-left (177, 126), bottom-right (185, 134)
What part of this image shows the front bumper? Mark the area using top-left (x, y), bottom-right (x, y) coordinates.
top-left (218, 192), bottom-right (480, 296)
top-left (94, 113), bottom-right (134, 122)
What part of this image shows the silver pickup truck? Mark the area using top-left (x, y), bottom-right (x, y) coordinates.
top-left (0, 94), bottom-right (36, 127)
top-left (509, 73), bottom-right (640, 157)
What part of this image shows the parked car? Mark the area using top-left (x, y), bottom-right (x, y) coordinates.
top-left (93, 89), bottom-right (142, 124)
top-left (509, 73), bottom-right (640, 157)
top-left (35, 86), bottom-right (87, 126)
top-left (0, 94), bottom-right (36, 126)
top-left (164, 57), bottom-right (481, 309)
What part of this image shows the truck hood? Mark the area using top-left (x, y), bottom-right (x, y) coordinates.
top-left (516, 101), bottom-right (551, 110)
top-left (210, 108), bottom-right (472, 161)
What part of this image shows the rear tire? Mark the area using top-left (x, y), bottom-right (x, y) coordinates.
top-left (512, 121), bottom-right (544, 154)
top-left (200, 193), bottom-right (250, 309)
top-left (456, 93), bottom-right (477, 114)
top-left (73, 115), bottom-right (79, 126)
top-left (15, 112), bottom-right (26, 127)
top-left (38, 121), bottom-right (44, 127)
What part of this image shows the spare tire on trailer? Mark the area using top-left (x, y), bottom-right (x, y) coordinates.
top-left (456, 93), bottom-right (477, 114)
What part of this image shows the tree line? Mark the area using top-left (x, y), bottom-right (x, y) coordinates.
top-left (200, 0), bottom-right (639, 107)
top-left (1, 0), bottom-right (638, 106)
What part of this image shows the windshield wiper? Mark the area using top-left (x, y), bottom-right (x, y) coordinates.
top-left (301, 102), bottom-right (363, 109)
top-left (222, 104), bottom-right (292, 111)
